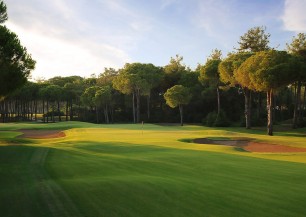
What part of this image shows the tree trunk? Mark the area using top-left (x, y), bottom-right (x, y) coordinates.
top-left (257, 92), bottom-right (261, 119)
top-left (78, 101), bottom-right (81, 120)
top-left (104, 104), bottom-right (109, 124)
top-left (106, 105), bottom-right (109, 124)
top-left (298, 83), bottom-right (305, 126)
top-left (104, 106), bottom-right (107, 123)
top-left (52, 102), bottom-right (55, 122)
top-left (34, 100), bottom-right (37, 121)
top-left (136, 89), bottom-right (140, 123)
top-left (42, 100), bottom-right (45, 123)
top-left (66, 100), bottom-right (69, 121)
top-left (147, 94), bottom-right (150, 120)
top-left (7, 100), bottom-right (10, 122)
top-left (244, 89), bottom-right (251, 129)
top-left (293, 81), bottom-right (301, 128)
top-left (110, 105), bottom-right (114, 124)
top-left (58, 101), bottom-right (61, 122)
top-left (30, 101), bottom-right (33, 121)
top-left (267, 89), bottom-right (273, 136)
top-left (1, 101), bottom-right (4, 123)
top-left (301, 85), bottom-right (306, 119)
top-left (17, 100), bottom-right (20, 120)
top-left (22, 101), bottom-right (25, 121)
top-left (179, 105), bottom-right (183, 126)
top-left (96, 106), bottom-right (99, 124)
top-left (4, 100), bottom-right (8, 123)
top-left (216, 86), bottom-right (220, 115)
top-left (46, 100), bottom-right (49, 123)
top-left (132, 92), bottom-right (136, 123)
top-left (70, 100), bottom-right (73, 121)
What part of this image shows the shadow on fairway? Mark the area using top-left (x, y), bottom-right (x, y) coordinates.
top-left (221, 126), bottom-right (306, 137)
top-left (0, 144), bottom-right (83, 217)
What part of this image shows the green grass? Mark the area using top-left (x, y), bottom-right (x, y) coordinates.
top-left (1, 122), bottom-right (306, 216)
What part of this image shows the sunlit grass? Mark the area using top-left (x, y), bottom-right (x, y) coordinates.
top-left (1, 121), bottom-right (306, 217)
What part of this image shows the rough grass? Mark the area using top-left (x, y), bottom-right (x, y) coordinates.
top-left (1, 122), bottom-right (306, 217)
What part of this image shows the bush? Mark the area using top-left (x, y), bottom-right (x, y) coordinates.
top-left (205, 110), bottom-right (230, 127)
top-left (297, 118), bottom-right (305, 128)
top-left (44, 111), bottom-right (65, 117)
top-left (214, 110), bottom-right (230, 127)
top-left (206, 111), bottom-right (217, 127)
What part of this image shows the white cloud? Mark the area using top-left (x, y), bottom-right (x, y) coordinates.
top-left (6, 22), bottom-right (130, 79)
top-left (282, 0), bottom-right (306, 32)
top-left (4, 0), bottom-right (137, 79)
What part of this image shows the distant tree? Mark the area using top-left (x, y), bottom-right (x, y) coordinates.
top-left (81, 86), bottom-right (98, 122)
top-left (236, 50), bottom-right (297, 135)
top-left (179, 68), bottom-right (200, 90)
top-left (94, 86), bottom-right (112, 123)
top-left (0, 81), bottom-right (40, 122)
top-left (48, 76), bottom-right (83, 87)
top-left (113, 63), bottom-right (159, 123)
top-left (225, 26), bottom-right (271, 128)
top-left (113, 66), bottom-right (137, 123)
top-left (139, 64), bottom-right (163, 120)
top-left (0, 0), bottom-right (8, 23)
top-left (219, 52), bottom-right (253, 128)
top-left (97, 68), bottom-right (120, 122)
top-left (163, 55), bottom-right (187, 90)
top-left (20, 82), bottom-right (40, 121)
top-left (41, 85), bottom-right (62, 122)
top-left (237, 26), bottom-right (270, 52)
top-left (199, 51), bottom-right (222, 116)
top-left (39, 86), bottom-right (51, 123)
top-left (97, 68), bottom-right (118, 86)
top-left (177, 67), bottom-right (205, 122)
top-left (49, 85), bottom-right (62, 122)
top-left (287, 33), bottom-right (306, 54)
top-left (208, 49), bottom-right (222, 60)
top-left (84, 77), bottom-right (97, 86)
top-left (63, 80), bottom-right (84, 121)
top-left (164, 85), bottom-right (191, 126)
top-left (287, 33), bottom-right (306, 128)
top-left (81, 86), bottom-right (98, 109)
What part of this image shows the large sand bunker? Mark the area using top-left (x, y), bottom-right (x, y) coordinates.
top-left (193, 138), bottom-right (306, 153)
top-left (17, 130), bottom-right (65, 139)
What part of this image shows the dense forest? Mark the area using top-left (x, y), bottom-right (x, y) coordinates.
top-left (1, 1), bottom-right (306, 135)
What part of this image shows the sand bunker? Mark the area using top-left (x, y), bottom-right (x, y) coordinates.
top-left (17, 130), bottom-right (65, 139)
top-left (193, 138), bottom-right (306, 153)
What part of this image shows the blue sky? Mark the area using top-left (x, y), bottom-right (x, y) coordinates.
top-left (4, 0), bottom-right (306, 79)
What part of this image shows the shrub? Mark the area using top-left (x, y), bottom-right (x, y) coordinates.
top-left (214, 110), bottom-right (230, 127)
top-left (44, 111), bottom-right (65, 117)
top-left (206, 111), bottom-right (217, 127)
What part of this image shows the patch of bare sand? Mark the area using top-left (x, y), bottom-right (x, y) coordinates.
top-left (17, 130), bottom-right (65, 139)
top-left (193, 138), bottom-right (306, 153)
top-left (244, 142), bottom-right (306, 153)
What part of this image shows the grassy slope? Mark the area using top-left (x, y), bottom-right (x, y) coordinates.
top-left (1, 122), bottom-right (306, 217)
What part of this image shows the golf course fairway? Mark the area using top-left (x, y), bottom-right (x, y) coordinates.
top-left (1, 121), bottom-right (306, 217)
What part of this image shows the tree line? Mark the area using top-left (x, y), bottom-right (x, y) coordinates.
top-left (0, 0), bottom-right (306, 136)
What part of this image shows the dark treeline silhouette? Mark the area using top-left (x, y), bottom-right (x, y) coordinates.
top-left (1, 51), bottom-right (304, 133)
top-left (1, 19), bottom-right (306, 135)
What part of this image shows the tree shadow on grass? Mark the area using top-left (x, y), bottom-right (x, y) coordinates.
top-left (0, 144), bottom-right (82, 217)
top-left (220, 126), bottom-right (306, 138)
